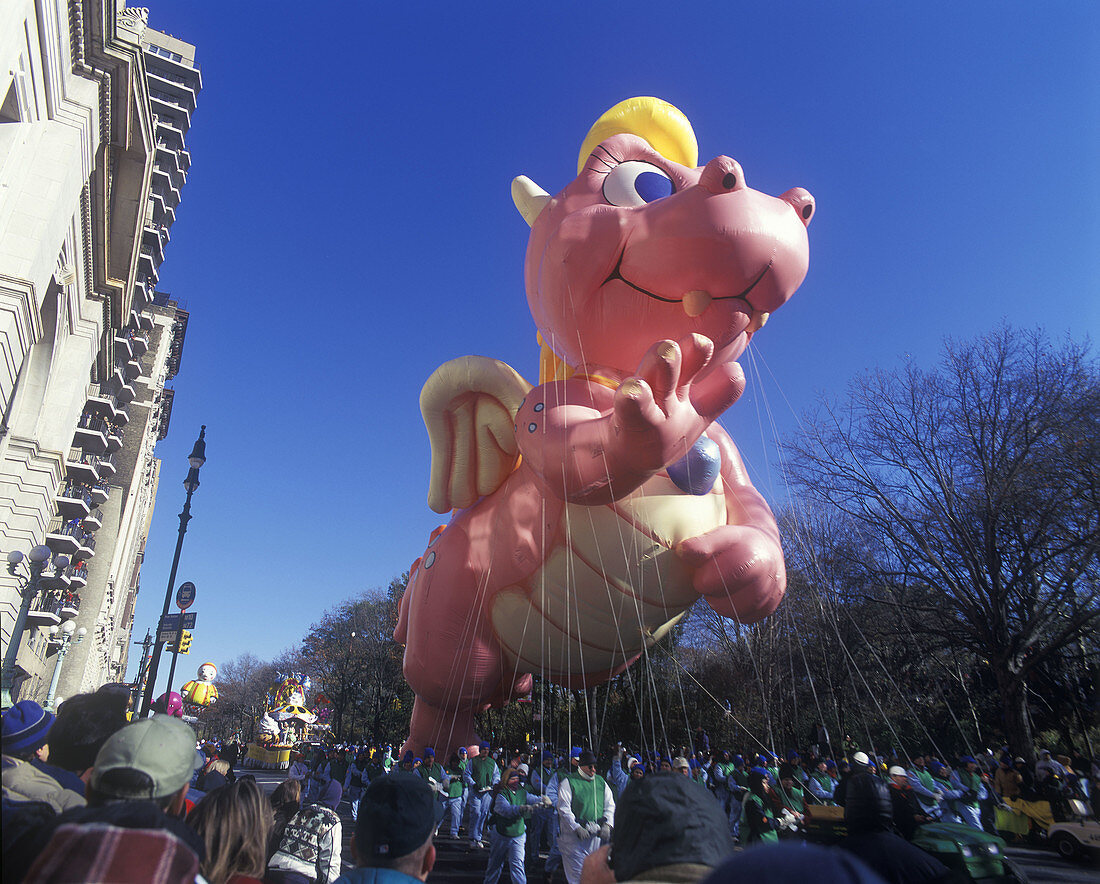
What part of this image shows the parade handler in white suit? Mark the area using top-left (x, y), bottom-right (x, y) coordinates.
top-left (555, 750), bottom-right (615, 884)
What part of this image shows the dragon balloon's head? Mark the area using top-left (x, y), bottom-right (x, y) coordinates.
top-left (514, 97), bottom-right (813, 376)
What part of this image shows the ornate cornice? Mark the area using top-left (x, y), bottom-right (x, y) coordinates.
top-left (115, 7), bottom-right (148, 44)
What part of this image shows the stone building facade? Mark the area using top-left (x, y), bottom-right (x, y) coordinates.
top-left (0, 2), bottom-right (200, 705)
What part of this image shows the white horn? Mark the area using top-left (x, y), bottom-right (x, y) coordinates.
top-left (512, 175), bottom-right (551, 227)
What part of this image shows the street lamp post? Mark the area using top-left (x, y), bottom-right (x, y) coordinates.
top-left (139, 426), bottom-right (206, 718)
top-left (45, 619), bottom-right (86, 709)
top-left (2, 545), bottom-right (69, 708)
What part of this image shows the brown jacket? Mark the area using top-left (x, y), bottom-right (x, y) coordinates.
top-left (993, 767), bottom-right (1022, 800)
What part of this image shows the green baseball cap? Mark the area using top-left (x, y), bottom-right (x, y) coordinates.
top-left (91, 716), bottom-right (197, 800)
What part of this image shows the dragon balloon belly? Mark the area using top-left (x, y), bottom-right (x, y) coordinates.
top-left (490, 471), bottom-right (725, 678)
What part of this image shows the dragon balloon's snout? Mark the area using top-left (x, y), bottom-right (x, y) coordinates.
top-left (781, 187), bottom-right (815, 227)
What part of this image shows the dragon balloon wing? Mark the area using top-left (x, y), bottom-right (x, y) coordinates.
top-left (421, 355), bottom-right (533, 514)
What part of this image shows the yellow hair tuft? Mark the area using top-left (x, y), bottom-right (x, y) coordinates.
top-left (577, 97), bottom-right (698, 175)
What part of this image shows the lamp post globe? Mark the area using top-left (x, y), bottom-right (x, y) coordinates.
top-left (2, 544), bottom-right (68, 706)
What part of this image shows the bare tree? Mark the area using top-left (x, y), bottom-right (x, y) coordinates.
top-left (786, 325), bottom-right (1099, 758)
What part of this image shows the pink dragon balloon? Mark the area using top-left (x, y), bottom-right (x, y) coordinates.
top-left (396, 98), bottom-right (814, 756)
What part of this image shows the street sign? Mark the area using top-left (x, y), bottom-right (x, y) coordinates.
top-left (181, 612), bottom-right (197, 629)
top-left (162, 613), bottom-right (181, 629)
top-left (176, 582), bottom-right (196, 610)
top-left (158, 629), bottom-right (180, 644)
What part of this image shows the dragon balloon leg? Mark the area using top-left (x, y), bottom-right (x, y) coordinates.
top-left (396, 98), bottom-right (814, 756)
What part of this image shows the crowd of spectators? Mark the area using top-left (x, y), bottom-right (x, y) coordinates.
top-left (4, 698), bottom-right (1097, 884)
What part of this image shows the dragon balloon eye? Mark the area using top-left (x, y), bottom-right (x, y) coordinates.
top-left (602, 161), bottom-right (674, 207)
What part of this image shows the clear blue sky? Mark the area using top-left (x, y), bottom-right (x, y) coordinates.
top-left (127, 1), bottom-right (1099, 683)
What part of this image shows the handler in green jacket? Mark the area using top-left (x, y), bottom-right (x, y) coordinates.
top-left (555, 750), bottom-right (615, 884)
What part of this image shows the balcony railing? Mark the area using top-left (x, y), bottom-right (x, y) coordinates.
top-left (56, 482), bottom-right (93, 519)
top-left (73, 412), bottom-right (108, 453)
top-left (77, 412), bottom-right (106, 434)
top-left (89, 481), bottom-right (111, 505)
top-left (66, 562), bottom-right (88, 586)
top-left (128, 328), bottom-right (150, 355)
top-left (83, 507), bottom-right (104, 531)
top-left (26, 591), bottom-right (65, 627)
top-left (66, 448), bottom-right (102, 481)
top-left (60, 590), bottom-right (81, 618)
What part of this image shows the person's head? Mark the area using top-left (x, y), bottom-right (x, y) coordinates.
top-left (188, 779), bottom-right (273, 884)
top-left (851, 751), bottom-right (871, 771)
top-left (458, 746), bottom-right (468, 760)
top-left (423, 747), bottom-right (435, 763)
top-left (701, 843), bottom-right (886, 884)
top-left (578, 750), bottom-right (598, 779)
top-left (912, 754), bottom-right (926, 769)
top-left (999, 756), bottom-right (1012, 769)
top-left (888, 765), bottom-right (908, 788)
top-left (960, 755), bottom-right (978, 773)
top-left (570, 746), bottom-right (583, 768)
top-left (672, 756), bottom-right (691, 776)
top-left (270, 777), bottom-right (302, 815)
top-left (47, 689), bottom-right (131, 776)
top-left (732, 754), bottom-right (744, 770)
top-left (315, 776), bottom-right (343, 810)
top-left (660, 758), bottom-right (673, 772)
top-left (748, 767), bottom-right (770, 798)
top-left (844, 774), bottom-right (893, 835)
top-left (89, 716), bottom-right (199, 815)
top-left (778, 763), bottom-right (797, 789)
top-left (504, 767), bottom-right (523, 790)
top-left (611, 773), bottom-right (733, 881)
top-left (401, 750), bottom-right (415, 770)
top-left (354, 772), bottom-right (442, 880)
top-left (2, 700), bottom-right (54, 761)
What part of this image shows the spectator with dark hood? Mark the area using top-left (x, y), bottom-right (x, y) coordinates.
top-left (840, 771), bottom-right (958, 884)
top-left (268, 775), bottom-right (343, 883)
top-left (16, 715), bottom-right (206, 882)
top-left (333, 771), bottom-right (441, 884)
top-left (581, 771), bottom-right (734, 884)
top-left (46, 690), bottom-right (130, 789)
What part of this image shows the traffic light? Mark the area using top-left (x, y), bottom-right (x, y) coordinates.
top-left (177, 630), bottom-right (192, 654)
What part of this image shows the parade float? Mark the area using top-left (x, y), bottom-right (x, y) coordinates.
top-left (244, 672), bottom-right (330, 769)
top-left (396, 97), bottom-right (814, 755)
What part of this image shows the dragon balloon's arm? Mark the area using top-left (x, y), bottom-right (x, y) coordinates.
top-left (516, 336), bottom-right (746, 505)
top-left (675, 424), bottom-right (786, 624)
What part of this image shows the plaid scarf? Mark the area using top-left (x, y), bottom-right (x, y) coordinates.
top-left (25, 822), bottom-right (200, 883)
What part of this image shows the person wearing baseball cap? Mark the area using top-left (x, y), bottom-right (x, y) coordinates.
top-left (415, 745), bottom-right (449, 826)
top-left (556, 749), bottom-right (615, 884)
top-left (16, 716), bottom-right (206, 883)
top-left (334, 771), bottom-right (443, 884)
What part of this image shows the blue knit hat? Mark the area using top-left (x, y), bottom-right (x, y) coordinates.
top-left (1, 700), bottom-right (54, 755)
top-left (570, 746), bottom-right (583, 758)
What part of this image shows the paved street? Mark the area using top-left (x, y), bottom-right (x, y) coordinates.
top-left (245, 770), bottom-right (1097, 883)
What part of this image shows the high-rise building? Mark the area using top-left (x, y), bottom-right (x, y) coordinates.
top-left (0, 2), bottom-right (200, 706)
